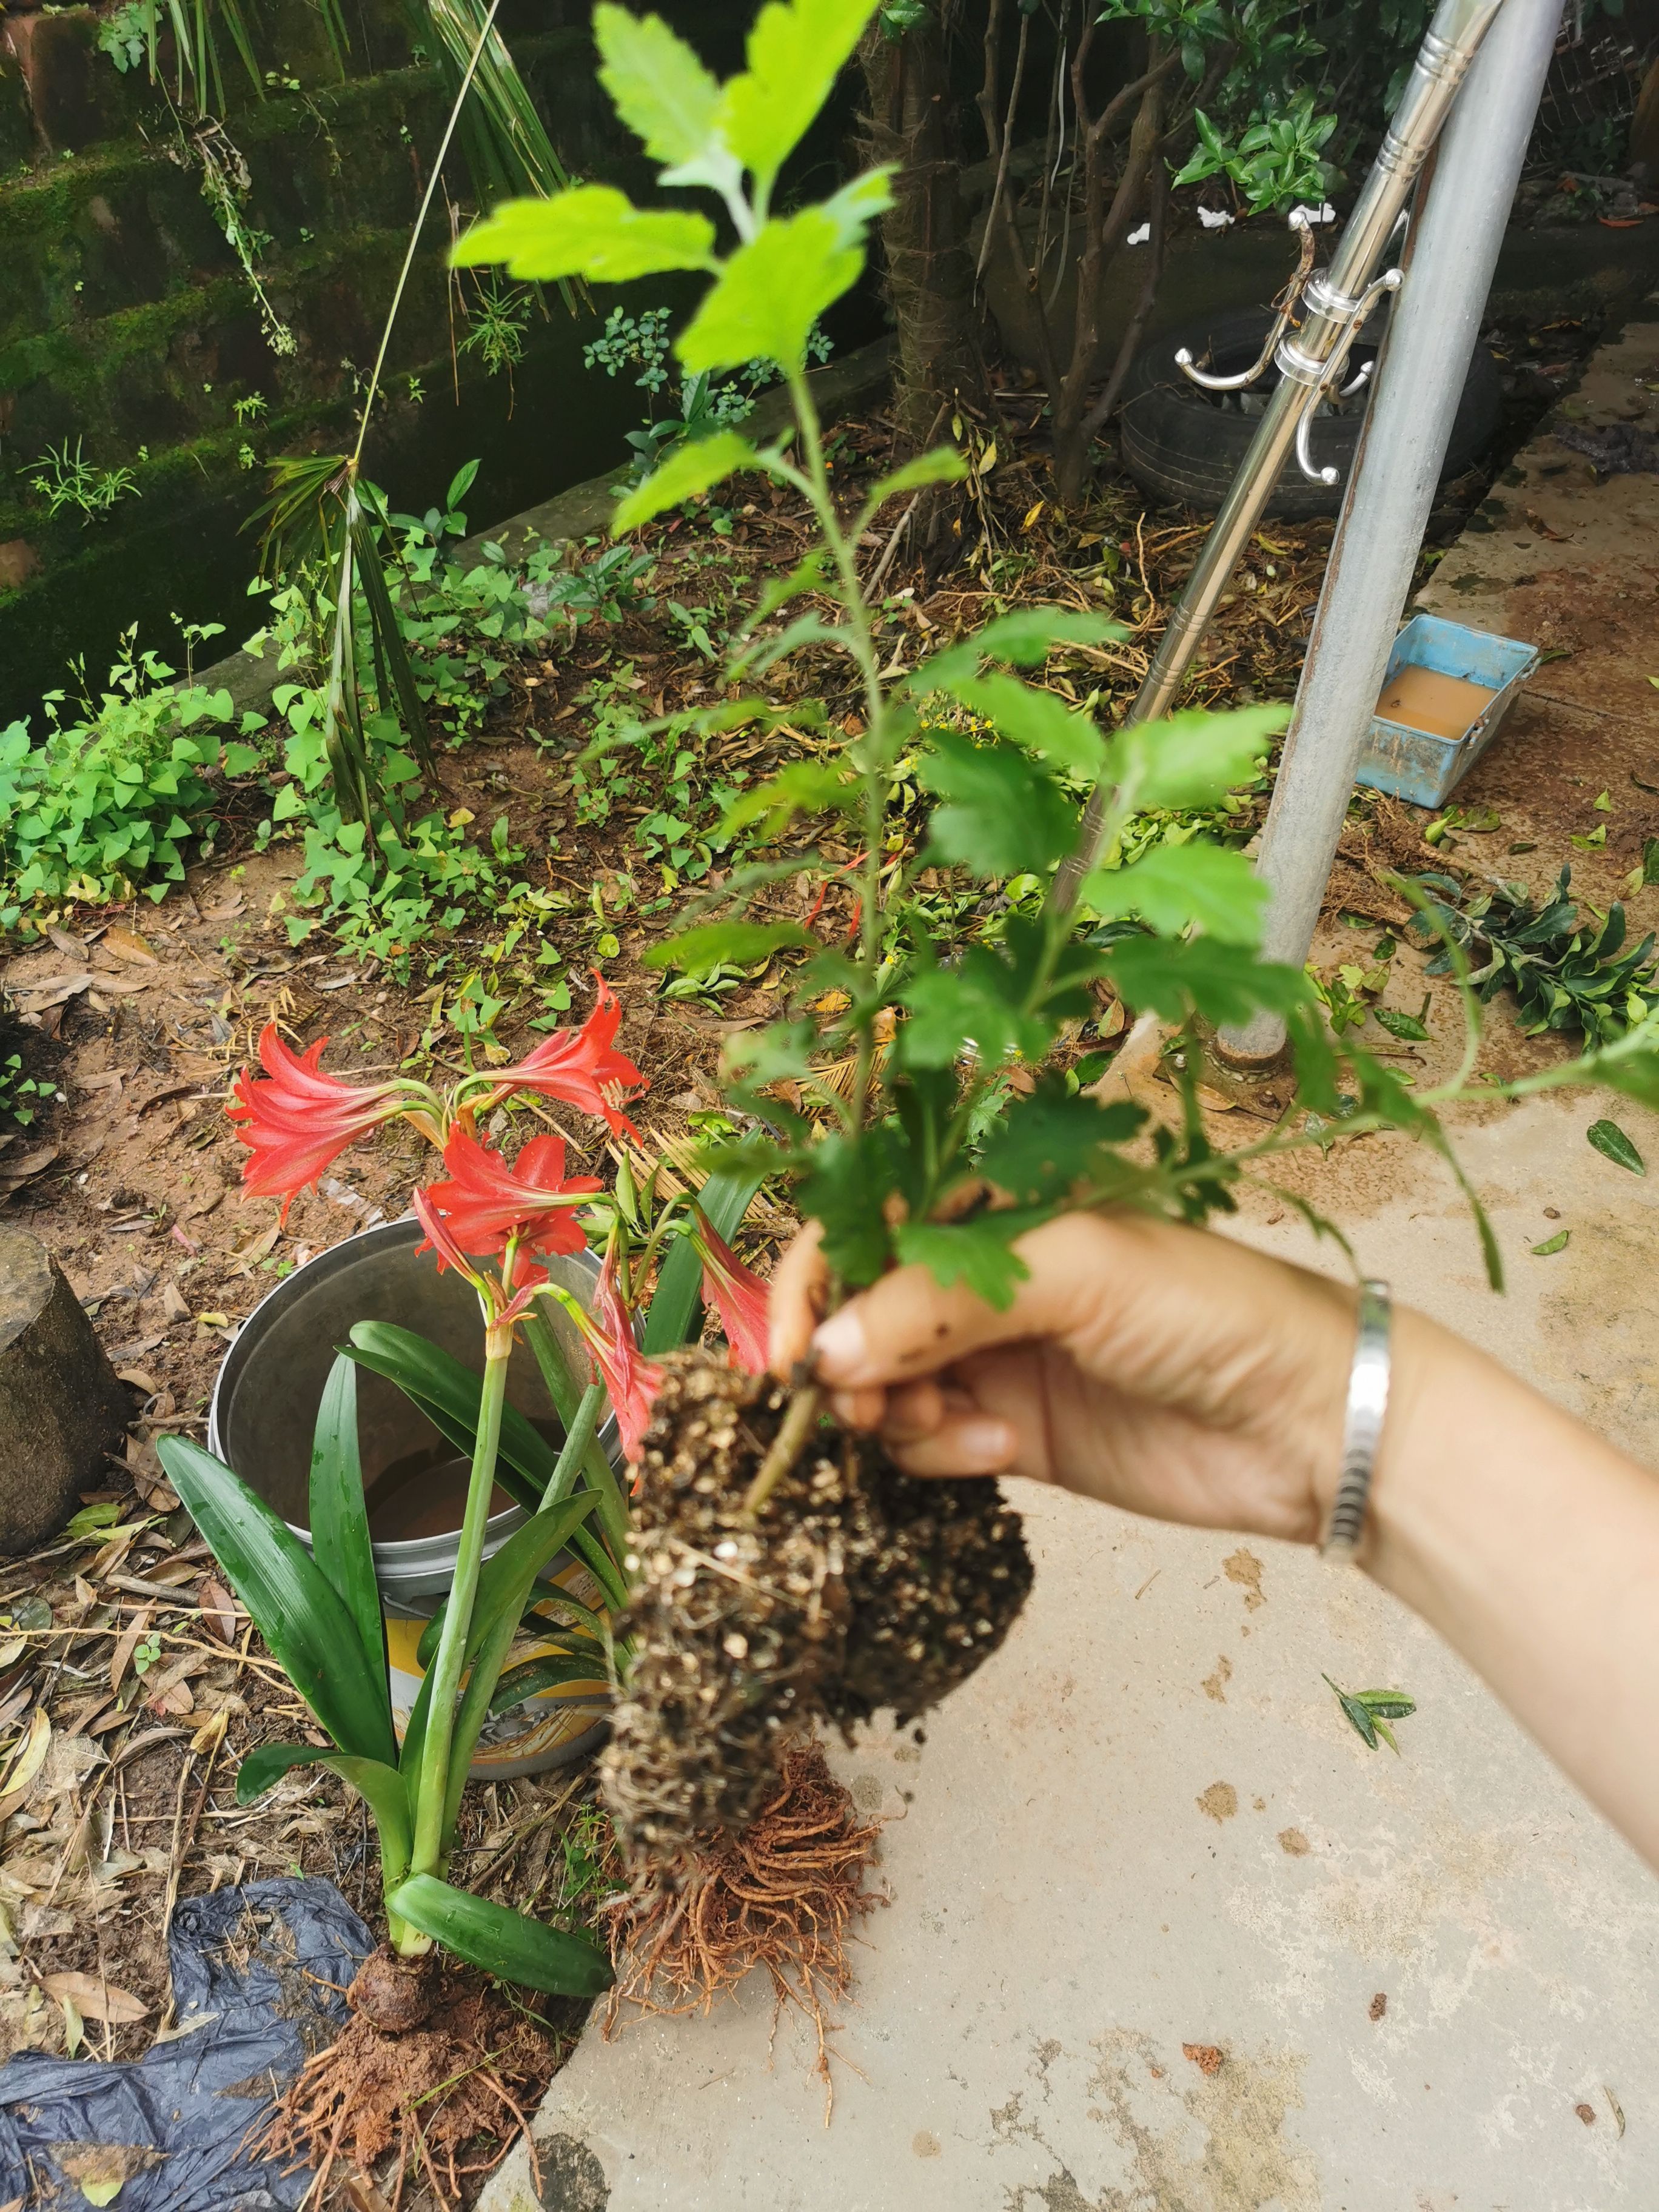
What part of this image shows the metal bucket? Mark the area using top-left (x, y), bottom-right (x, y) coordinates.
top-left (208, 1216), bottom-right (618, 1775)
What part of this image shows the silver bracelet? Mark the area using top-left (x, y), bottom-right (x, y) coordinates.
top-left (1321, 1279), bottom-right (1392, 1563)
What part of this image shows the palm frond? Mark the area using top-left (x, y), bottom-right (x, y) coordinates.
top-left (253, 451), bottom-right (352, 582)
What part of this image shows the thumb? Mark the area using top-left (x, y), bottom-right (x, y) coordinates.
top-left (809, 1214), bottom-right (1131, 1389)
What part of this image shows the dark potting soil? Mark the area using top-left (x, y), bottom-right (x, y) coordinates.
top-left (600, 1352), bottom-right (1033, 1856)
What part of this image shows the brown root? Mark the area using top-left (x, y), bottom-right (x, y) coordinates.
top-left (255, 1962), bottom-right (574, 2211)
top-left (601, 1739), bottom-right (885, 2112)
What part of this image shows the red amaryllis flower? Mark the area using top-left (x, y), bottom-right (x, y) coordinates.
top-left (690, 1210), bottom-right (770, 1375)
top-left (420, 1128), bottom-right (602, 1260)
top-left (481, 977), bottom-right (647, 1137)
top-left (565, 1247), bottom-right (663, 1466)
top-left (411, 1187), bottom-right (549, 1330)
top-left (228, 1025), bottom-right (412, 1219)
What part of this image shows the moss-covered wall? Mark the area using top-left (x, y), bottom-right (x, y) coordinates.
top-left (0, 0), bottom-right (774, 722)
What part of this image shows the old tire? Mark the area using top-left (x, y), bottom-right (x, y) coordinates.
top-left (1118, 307), bottom-right (1503, 518)
top-left (0, 1227), bottom-right (127, 1552)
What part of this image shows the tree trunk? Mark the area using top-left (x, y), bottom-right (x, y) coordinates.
top-left (0, 1226), bottom-right (127, 1552)
top-left (858, 19), bottom-right (985, 441)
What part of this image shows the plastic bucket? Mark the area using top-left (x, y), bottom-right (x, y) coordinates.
top-left (208, 1216), bottom-right (618, 1775)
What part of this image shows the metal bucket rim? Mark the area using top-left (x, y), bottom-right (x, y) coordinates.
top-left (206, 1215), bottom-right (617, 1565)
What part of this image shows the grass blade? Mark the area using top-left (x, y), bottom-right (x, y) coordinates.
top-left (158, 1438), bottom-right (398, 1766)
top-left (385, 1874), bottom-right (612, 1994)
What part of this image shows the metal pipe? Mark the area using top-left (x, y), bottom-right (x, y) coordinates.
top-left (1219, 0), bottom-right (1565, 1062)
top-left (1051, 0), bottom-right (1507, 912)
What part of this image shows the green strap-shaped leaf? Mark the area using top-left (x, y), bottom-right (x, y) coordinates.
top-left (236, 1746), bottom-right (412, 1885)
top-left (440, 1493), bottom-right (604, 1844)
top-left (308, 1355), bottom-right (390, 1741)
top-left (643, 1164), bottom-right (769, 1356)
top-left (348, 1322), bottom-right (629, 1614)
top-left (158, 1438), bottom-right (398, 1768)
top-left (642, 918), bottom-right (816, 975)
top-left (489, 1652), bottom-right (611, 1717)
top-left (385, 1874), bottom-right (613, 1995)
top-left (414, 1493), bottom-right (599, 1675)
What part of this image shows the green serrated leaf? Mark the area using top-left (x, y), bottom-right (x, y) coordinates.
top-left (797, 1129), bottom-right (894, 1285)
top-left (1083, 842), bottom-right (1267, 947)
top-left (594, 3), bottom-right (733, 187)
top-left (719, 760), bottom-right (856, 840)
top-left (1530, 1227), bottom-right (1570, 1255)
top-left (899, 949), bottom-right (1052, 1071)
top-left (941, 673), bottom-right (1105, 781)
top-left (894, 1212), bottom-right (1037, 1310)
top-left (866, 446), bottom-right (970, 506)
top-left (614, 429), bottom-right (760, 532)
top-left (919, 607), bottom-right (1124, 687)
top-left (917, 734), bottom-right (1074, 877)
top-left (719, 0), bottom-right (883, 188)
top-left (1105, 937), bottom-right (1308, 1027)
top-left (1323, 1672), bottom-right (1378, 1749)
top-left (1587, 1117), bottom-right (1644, 1174)
top-left (1105, 705), bottom-right (1287, 811)
top-left (643, 919), bottom-right (816, 974)
top-left (678, 198), bottom-right (878, 376)
top-left (452, 185), bottom-right (716, 282)
top-left (977, 1078), bottom-right (1146, 1204)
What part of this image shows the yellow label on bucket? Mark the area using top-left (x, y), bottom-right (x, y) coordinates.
top-left (387, 1557), bottom-right (611, 1778)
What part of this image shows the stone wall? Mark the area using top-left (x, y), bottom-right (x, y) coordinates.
top-left (0, 0), bottom-right (749, 721)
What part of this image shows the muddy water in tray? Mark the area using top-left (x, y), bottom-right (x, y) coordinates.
top-left (365, 1445), bottom-right (511, 1541)
top-left (1376, 663), bottom-right (1498, 740)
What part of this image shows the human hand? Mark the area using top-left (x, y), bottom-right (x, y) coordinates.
top-left (769, 1212), bottom-right (1387, 1546)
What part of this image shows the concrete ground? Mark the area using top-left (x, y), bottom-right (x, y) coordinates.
top-left (481, 300), bottom-right (1659, 2212)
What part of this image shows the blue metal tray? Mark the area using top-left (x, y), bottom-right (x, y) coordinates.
top-left (1356, 612), bottom-right (1540, 809)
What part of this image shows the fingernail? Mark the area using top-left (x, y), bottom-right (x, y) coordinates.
top-left (811, 1306), bottom-right (867, 1380)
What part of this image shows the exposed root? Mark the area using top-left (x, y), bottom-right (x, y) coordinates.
top-left (601, 1739), bottom-right (885, 2115)
top-left (254, 1962), bottom-right (572, 2210)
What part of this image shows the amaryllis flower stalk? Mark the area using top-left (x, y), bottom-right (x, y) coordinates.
top-left (228, 1026), bottom-right (442, 1219)
top-left (689, 1209), bottom-right (770, 1376)
top-left (462, 975), bottom-right (648, 1138)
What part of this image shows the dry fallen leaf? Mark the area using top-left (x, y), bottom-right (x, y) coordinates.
top-left (40, 1971), bottom-right (149, 2023)
top-left (109, 1609), bottom-right (153, 1694)
top-left (0, 1711), bottom-right (52, 1812)
top-left (116, 1367), bottom-right (159, 1394)
top-left (161, 1284), bottom-right (192, 1324)
top-left (99, 923), bottom-right (160, 967)
top-left (189, 1707), bottom-right (229, 1757)
top-left (197, 1579), bottom-right (238, 1645)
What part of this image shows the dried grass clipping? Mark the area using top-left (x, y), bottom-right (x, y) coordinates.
top-left (602, 1739), bottom-right (885, 2113)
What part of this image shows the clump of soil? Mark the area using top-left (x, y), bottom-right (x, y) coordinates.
top-left (258, 1956), bottom-right (577, 2210)
top-left (600, 1352), bottom-right (1033, 1857)
top-left (603, 1738), bottom-right (885, 2106)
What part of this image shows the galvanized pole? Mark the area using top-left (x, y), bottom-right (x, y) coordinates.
top-left (1218, 0), bottom-right (1566, 1062)
top-left (1050, 0), bottom-right (1510, 914)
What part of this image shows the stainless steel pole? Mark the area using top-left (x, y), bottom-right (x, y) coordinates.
top-left (1219, 0), bottom-right (1566, 1062)
top-left (1050, 0), bottom-right (1508, 913)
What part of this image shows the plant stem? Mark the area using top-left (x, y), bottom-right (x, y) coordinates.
top-left (540, 1379), bottom-right (604, 1510)
top-left (521, 1307), bottom-right (628, 1553)
top-left (410, 1333), bottom-right (509, 1878)
top-left (742, 1384), bottom-right (823, 1521)
top-left (349, 0), bottom-right (503, 468)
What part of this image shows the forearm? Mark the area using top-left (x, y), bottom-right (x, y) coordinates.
top-left (1358, 1310), bottom-right (1659, 1868)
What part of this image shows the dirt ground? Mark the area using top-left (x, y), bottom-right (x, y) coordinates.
top-left (0, 295), bottom-right (1638, 2204)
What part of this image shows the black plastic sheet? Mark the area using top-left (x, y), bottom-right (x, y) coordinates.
top-left (0, 1877), bottom-right (371, 2210)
